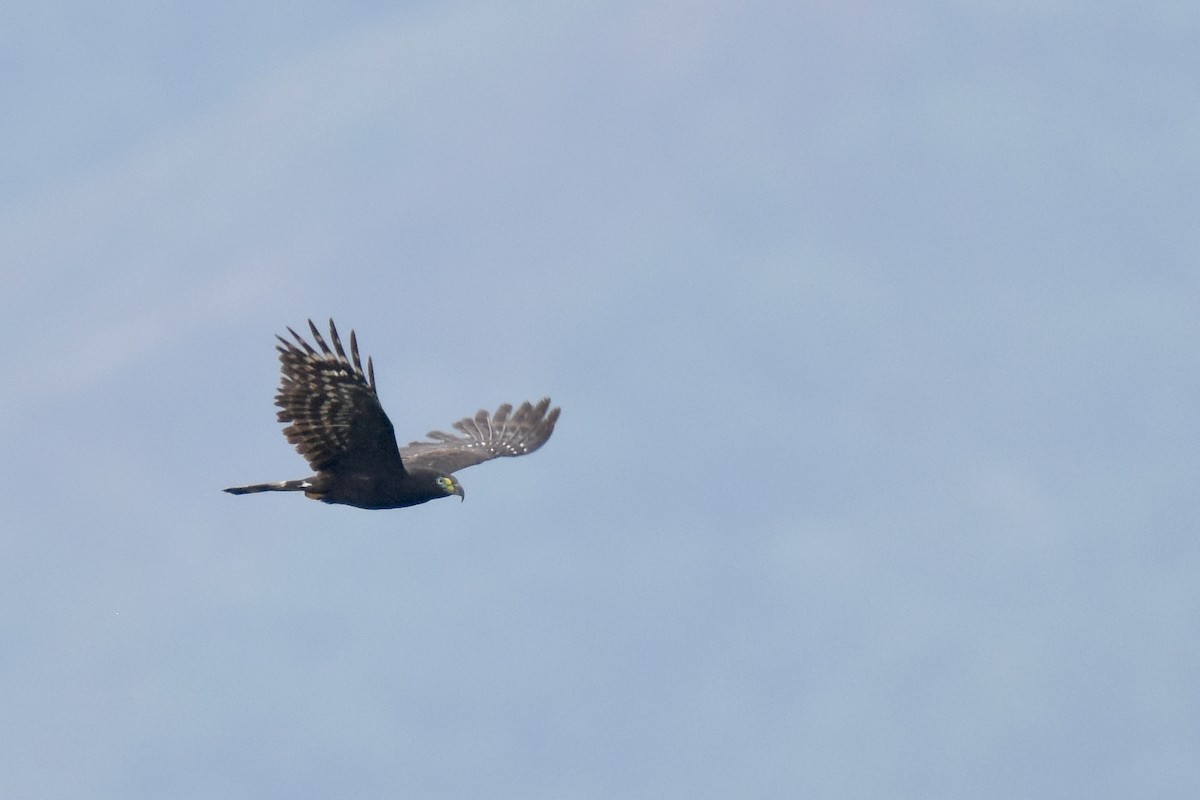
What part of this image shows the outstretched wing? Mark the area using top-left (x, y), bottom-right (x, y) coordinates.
top-left (400, 398), bottom-right (560, 475)
top-left (275, 319), bottom-right (405, 476)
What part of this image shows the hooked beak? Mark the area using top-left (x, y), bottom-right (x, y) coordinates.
top-left (453, 483), bottom-right (465, 502)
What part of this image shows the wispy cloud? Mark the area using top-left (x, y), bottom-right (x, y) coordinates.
top-left (0, 4), bottom-right (548, 420)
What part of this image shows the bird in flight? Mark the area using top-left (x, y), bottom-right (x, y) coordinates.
top-left (225, 319), bottom-right (559, 509)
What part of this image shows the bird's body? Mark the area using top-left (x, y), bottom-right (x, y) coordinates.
top-left (225, 319), bottom-right (559, 509)
top-left (225, 468), bottom-right (452, 510)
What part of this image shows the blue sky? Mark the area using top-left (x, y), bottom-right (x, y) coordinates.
top-left (2, 2), bottom-right (1198, 798)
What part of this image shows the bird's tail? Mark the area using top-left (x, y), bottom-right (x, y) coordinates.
top-left (224, 479), bottom-right (310, 495)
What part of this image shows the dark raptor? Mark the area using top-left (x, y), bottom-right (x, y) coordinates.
top-left (224, 319), bottom-right (559, 509)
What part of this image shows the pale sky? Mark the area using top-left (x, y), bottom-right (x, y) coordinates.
top-left (2, 3), bottom-right (1198, 798)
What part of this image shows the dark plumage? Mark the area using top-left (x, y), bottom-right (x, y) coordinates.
top-left (225, 319), bottom-right (560, 510)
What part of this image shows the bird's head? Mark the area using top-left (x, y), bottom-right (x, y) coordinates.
top-left (435, 474), bottom-right (465, 501)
